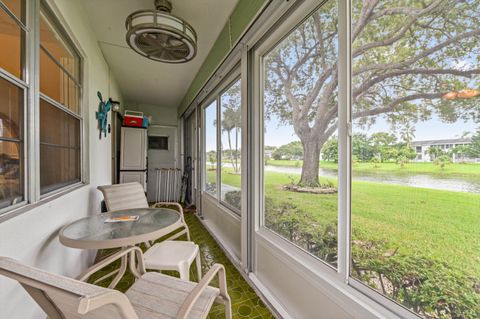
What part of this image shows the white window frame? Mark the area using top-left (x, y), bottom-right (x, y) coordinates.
top-left (0, 0), bottom-right (88, 221)
top-left (252, 0), bottom-right (341, 274)
top-left (39, 2), bottom-right (84, 197)
top-left (201, 97), bottom-right (218, 200)
top-left (250, 0), bottom-right (422, 318)
top-left (200, 67), bottom-right (242, 216)
top-left (0, 0), bottom-right (31, 215)
top-left (218, 75), bottom-right (242, 214)
top-left (0, 73), bottom-right (29, 213)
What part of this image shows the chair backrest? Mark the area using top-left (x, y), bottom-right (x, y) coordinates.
top-left (0, 257), bottom-right (139, 319)
top-left (97, 182), bottom-right (149, 211)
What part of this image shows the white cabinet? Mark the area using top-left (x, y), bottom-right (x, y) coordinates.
top-left (120, 127), bottom-right (147, 170)
top-left (119, 171), bottom-right (146, 190)
top-left (119, 127), bottom-right (147, 190)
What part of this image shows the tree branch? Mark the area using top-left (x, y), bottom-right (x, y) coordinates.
top-left (354, 28), bottom-right (480, 76)
top-left (352, 0), bottom-right (380, 42)
top-left (352, 1), bottom-right (447, 57)
top-left (352, 92), bottom-right (444, 120)
top-left (353, 68), bottom-right (480, 100)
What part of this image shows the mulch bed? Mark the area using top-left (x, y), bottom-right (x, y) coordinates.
top-left (283, 184), bottom-right (337, 194)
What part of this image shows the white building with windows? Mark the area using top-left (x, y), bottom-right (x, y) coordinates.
top-left (412, 138), bottom-right (477, 162)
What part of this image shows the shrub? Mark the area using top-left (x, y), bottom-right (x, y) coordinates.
top-left (205, 182), bottom-right (216, 194)
top-left (264, 197), bottom-right (337, 266)
top-left (396, 155), bottom-right (408, 168)
top-left (264, 197), bottom-right (480, 318)
top-left (224, 190), bottom-right (241, 210)
top-left (434, 155), bottom-right (452, 169)
top-left (351, 237), bottom-right (480, 319)
top-left (371, 156), bottom-right (380, 168)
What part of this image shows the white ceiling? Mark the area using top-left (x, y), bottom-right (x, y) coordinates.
top-left (82, 0), bottom-right (239, 108)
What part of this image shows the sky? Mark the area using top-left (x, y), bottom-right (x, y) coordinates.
top-left (264, 114), bottom-right (478, 147)
top-left (206, 108), bottom-right (478, 150)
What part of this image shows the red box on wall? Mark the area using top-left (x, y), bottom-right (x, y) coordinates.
top-left (123, 110), bottom-right (144, 127)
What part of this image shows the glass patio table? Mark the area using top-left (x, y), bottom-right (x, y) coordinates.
top-left (59, 207), bottom-right (182, 287)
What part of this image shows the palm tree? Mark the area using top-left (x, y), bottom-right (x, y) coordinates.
top-left (426, 146), bottom-right (444, 161)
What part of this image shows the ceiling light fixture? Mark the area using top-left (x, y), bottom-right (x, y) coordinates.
top-left (125, 0), bottom-right (197, 63)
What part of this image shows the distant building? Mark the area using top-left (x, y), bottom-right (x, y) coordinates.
top-left (264, 149), bottom-right (274, 159)
top-left (411, 138), bottom-right (478, 163)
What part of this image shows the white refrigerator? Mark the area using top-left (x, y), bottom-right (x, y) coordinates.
top-left (119, 126), bottom-right (147, 190)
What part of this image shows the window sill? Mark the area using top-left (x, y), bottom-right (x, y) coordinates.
top-left (201, 192), bottom-right (241, 221)
top-left (40, 181), bottom-right (84, 200)
top-left (0, 182), bottom-right (87, 223)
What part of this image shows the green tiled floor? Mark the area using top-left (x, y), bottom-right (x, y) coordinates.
top-left (89, 211), bottom-right (275, 319)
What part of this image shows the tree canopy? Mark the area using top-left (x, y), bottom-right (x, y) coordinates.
top-left (264, 0), bottom-right (480, 186)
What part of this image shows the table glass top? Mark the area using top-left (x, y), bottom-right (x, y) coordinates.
top-left (61, 208), bottom-right (180, 243)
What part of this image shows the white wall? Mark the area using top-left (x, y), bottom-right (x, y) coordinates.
top-left (255, 237), bottom-right (356, 319)
top-left (0, 0), bottom-right (123, 318)
top-left (126, 103), bottom-right (178, 126)
top-left (201, 196), bottom-right (241, 261)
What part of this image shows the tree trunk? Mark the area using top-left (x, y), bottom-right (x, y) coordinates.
top-left (227, 130), bottom-right (234, 171)
top-left (300, 139), bottom-right (321, 186)
top-left (234, 127), bottom-right (239, 173)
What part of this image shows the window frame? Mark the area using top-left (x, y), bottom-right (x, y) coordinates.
top-left (201, 97), bottom-right (218, 200)
top-left (0, 73), bottom-right (28, 213)
top-left (218, 75), bottom-right (242, 214)
top-left (0, 0), bottom-right (29, 214)
top-left (252, 0), bottom-right (342, 274)
top-left (200, 66), bottom-right (242, 215)
top-left (38, 1), bottom-right (85, 198)
top-left (0, 0), bottom-right (88, 220)
top-left (250, 1), bottom-right (422, 318)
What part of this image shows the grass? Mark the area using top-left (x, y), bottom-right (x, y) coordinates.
top-left (265, 159), bottom-right (480, 177)
top-left (209, 168), bottom-right (480, 277)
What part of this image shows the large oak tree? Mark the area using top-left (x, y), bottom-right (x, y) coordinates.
top-left (265, 0), bottom-right (480, 186)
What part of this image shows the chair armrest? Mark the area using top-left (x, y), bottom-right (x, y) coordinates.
top-left (78, 291), bottom-right (140, 319)
top-left (151, 202), bottom-right (184, 216)
top-left (152, 202), bottom-right (187, 229)
top-left (175, 264), bottom-right (231, 319)
top-left (77, 246), bottom-right (146, 282)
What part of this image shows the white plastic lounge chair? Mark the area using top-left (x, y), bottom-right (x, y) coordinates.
top-left (0, 253), bottom-right (232, 319)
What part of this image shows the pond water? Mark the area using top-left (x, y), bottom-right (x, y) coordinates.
top-left (264, 165), bottom-right (480, 194)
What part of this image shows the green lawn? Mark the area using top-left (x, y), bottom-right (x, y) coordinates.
top-left (210, 168), bottom-right (480, 277)
top-left (265, 159), bottom-right (480, 177)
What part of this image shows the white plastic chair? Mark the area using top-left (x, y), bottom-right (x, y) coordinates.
top-left (0, 254), bottom-right (232, 319)
top-left (97, 182), bottom-right (190, 241)
top-left (144, 240), bottom-right (202, 281)
top-left (97, 183), bottom-right (201, 281)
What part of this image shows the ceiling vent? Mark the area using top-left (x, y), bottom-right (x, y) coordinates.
top-left (125, 0), bottom-right (197, 63)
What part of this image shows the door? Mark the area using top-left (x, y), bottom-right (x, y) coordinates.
top-left (146, 125), bottom-right (178, 201)
top-left (119, 171), bottom-right (146, 190)
top-left (120, 127), bottom-right (147, 170)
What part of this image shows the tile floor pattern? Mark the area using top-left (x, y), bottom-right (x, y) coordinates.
top-left (89, 212), bottom-right (275, 319)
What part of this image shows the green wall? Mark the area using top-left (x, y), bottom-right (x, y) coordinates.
top-left (178, 0), bottom-right (268, 115)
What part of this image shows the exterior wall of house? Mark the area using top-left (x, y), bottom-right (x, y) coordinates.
top-left (412, 138), bottom-right (477, 163)
top-left (0, 0), bottom-right (123, 318)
